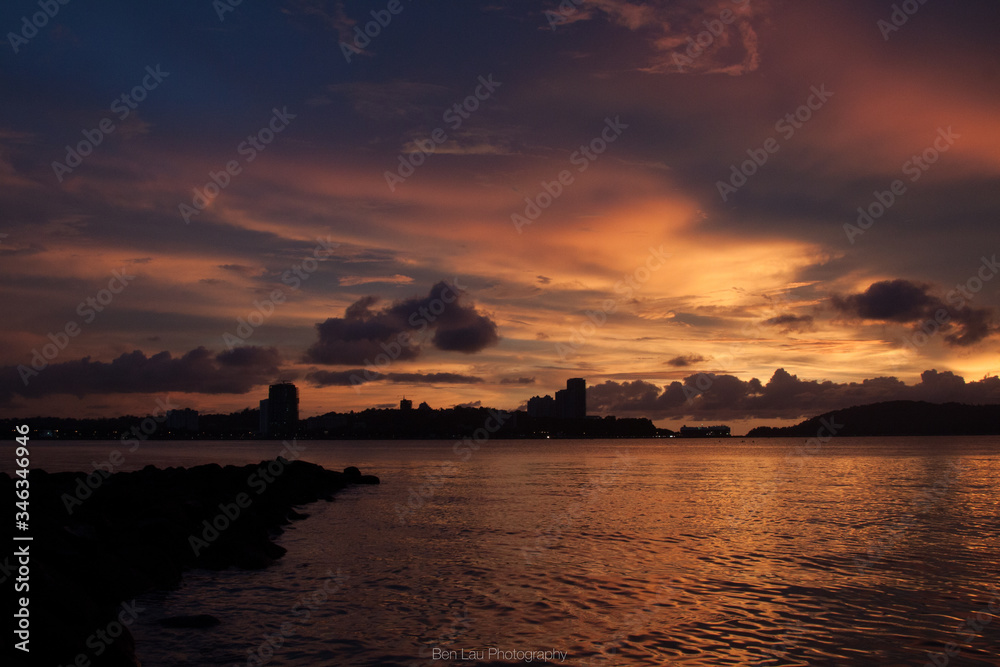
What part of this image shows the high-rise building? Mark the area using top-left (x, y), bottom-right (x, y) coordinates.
top-left (528, 379), bottom-right (586, 419)
top-left (261, 382), bottom-right (299, 437)
top-left (564, 378), bottom-right (586, 419)
top-left (259, 399), bottom-right (270, 435)
top-left (400, 398), bottom-right (413, 411)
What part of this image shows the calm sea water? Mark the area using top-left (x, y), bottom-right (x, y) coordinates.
top-left (18, 437), bottom-right (1000, 666)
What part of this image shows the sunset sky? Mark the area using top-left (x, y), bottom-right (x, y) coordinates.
top-left (1, 0), bottom-right (999, 430)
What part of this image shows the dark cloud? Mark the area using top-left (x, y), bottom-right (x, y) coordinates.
top-left (667, 312), bottom-right (728, 328)
top-left (500, 376), bottom-right (536, 385)
top-left (945, 307), bottom-right (993, 347)
top-left (304, 281), bottom-right (499, 365)
top-left (0, 347), bottom-right (282, 404)
top-left (589, 368), bottom-right (1000, 421)
top-left (666, 354), bottom-right (708, 367)
top-left (219, 264), bottom-right (255, 274)
top-left (385, 372), bottom-right (483, 384)
top-left (832, 279), bottom-right (996, 347)
top-left (307, 370), bottom-right (484, 387)
top-left (762, 314), bottom-right (814, 332)
top-left (832, 280), bottom-right (936, 322)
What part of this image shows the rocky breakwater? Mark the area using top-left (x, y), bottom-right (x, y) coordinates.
top-left (2, 458), bottom-right (378, 667)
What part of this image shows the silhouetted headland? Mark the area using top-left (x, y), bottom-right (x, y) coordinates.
top-left (746, 400), bottom-right (1000, 437)
top-left (2, 459), bottom-right (378, 667)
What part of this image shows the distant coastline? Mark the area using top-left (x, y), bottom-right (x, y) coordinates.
top-left (5, 400), bottom-right (1000, 440)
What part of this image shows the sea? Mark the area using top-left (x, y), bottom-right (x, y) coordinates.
top-left (15, 436), bottom-right (1000, 666)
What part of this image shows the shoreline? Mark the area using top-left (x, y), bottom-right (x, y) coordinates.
top-left (3, 459), bottom-right (378, 667)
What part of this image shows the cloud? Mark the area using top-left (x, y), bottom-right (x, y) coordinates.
top-left (542, 0), bottom-right (765, 75)
top-left (945, 307), bottom-right (993, 347)
top-left (0, 347), bottom-right (282, 403)
top-left (219, 264), bottom-right (255, 275)
top-left (500, 376), bottom-right (536, 385)
top-left (307, 370), bottom-right (484, 387)
top-left (832, 279), bottom-right (996, 347)
top-left (338, 274), bottom-right (414, 287)
top-left (327, 81), bottom-right (452, 120)
top-left (666, 354), bottom-right (708, 367)
top-left (284, 0), bottom-right (359, 51)
top-left (304, 281), bottom-right (500, 365)
top-left (548, 0), bottom-right (658, 30)
top-left (762, 314), bottom-right (814, 333)
top-left (588, 368), bottom-right (1000, 420)
top-left (832, 280), bottom-right (936, 322)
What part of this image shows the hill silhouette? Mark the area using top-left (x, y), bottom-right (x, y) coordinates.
top-left (746, 401), bottom-right (1000, 437)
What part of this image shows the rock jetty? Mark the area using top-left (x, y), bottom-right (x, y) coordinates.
top-left (2, 458), bottom-right (377, 667)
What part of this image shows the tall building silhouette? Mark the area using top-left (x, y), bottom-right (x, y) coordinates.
top-left (260, 382), bottom-right (299, 437)
top-left (563, 378), bottom-right (586, 419)
top-left (528, 378), bottom-right (586, 419)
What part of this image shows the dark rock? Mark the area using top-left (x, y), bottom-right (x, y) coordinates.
top-left (4, 458), bottom-right (376, 667)
top-left (158, 614), bottom-right (221, 629)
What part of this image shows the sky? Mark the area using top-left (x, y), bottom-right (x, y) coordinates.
top-left (1, 0), bottom-right (999, 431)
